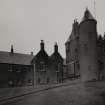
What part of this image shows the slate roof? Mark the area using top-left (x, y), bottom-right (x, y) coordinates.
top-left (65, 20), bottom-right (79, 44)
top-left (50, 52), bottom-right (63, 63)
top-left (66, 31), bottom-right (74, 43)
top-left (66, 27), bottom-right (79, 44)
top-left (0, 51), bottom-right (33, 65)
top-left (32, 50), bottom-right (49, 63)
top-left (66, 9), bottom-right (94, 44)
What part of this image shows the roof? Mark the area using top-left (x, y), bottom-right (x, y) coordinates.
top-left (0, 51), bottom-right (33, 65)
top-left (32, 50), bottom-right (49, 63)
top-left (82, 8), bottom-right (95, 22)
top-left (66, 9), bottom-right (94, 44)
top-left (50, 52), bottom-right (63, 63)
top-left (66, 27), bottom-right (79, 44)
top-left (65, 20), bottom-right (79, 44)
top-left (66, 31), bottom-right (73, 43)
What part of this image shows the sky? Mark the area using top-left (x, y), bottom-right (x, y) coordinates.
top-left (0, 0), bottom-right (105, 58)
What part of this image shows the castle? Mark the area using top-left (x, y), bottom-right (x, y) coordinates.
top-left (65, 8), bottom-right (105, 82)
top-left (0, 8), bottom-right (105, 88)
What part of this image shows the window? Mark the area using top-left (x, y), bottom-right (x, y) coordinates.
top-left (28, 79), bottom-right (32, 83)
top-left (75, 48), bottom-right (78, 53)
top-left (84, 43), bottom-right (88, 55)
top-left (8, 69), bottom-right (13, 72)
top-left (38, 78), bottom-right (40, 83)
top-left (8, 80), bottom-right (13, 86)
top-left (39, 62), bottom-right (46, 71)
top-left (8, 65), bottom-right (13, 72)
top-left (17, 69), bottom-right (21, 73)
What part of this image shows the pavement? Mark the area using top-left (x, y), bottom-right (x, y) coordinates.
top-left (0, 79), bottom-right (80, 103)
top-left (1, 80), bottom-right (105, 105)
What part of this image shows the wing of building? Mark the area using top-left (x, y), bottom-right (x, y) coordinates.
top-left (0, 46), bottom-right (34, 87)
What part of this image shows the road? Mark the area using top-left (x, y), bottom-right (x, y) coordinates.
top-left (1, 81), bottom-right (105, 105)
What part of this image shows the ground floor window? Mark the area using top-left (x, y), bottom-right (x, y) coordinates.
top-left (8, 80), bottom-right (13, 87)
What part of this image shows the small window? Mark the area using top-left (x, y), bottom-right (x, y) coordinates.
top-left (17, 69), bottom-right (21, 73)
top-left (8, 80), bottom-right (13, 85)
top-left (75, 48), bottom-right (78, 53)
top-left (8, 65), bottom-right (13, 72)
top-left (8, 69), bottom-right (13, 72)
top-left (38, 78), bottom-right (40, 83)
top-left (40, 62), bottom-right (44, 69)
top-left (28, 79), bottom-right (32, 83)
top-left (39, 62), bottom-right (46, 71)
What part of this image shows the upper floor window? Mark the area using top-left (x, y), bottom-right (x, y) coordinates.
top-left (28, 79), bottom-right (32, 83)
top-left (39, 61), bottom-right (45, 71)
top-left (75, 48), bottom-right (78, 54)
top-left (17, 69), bottom-right (21, 73)
top-left (66, 43), bottom-right (70, 52)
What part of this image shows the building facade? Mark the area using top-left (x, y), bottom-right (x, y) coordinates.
top-left (65, 8), bottom-right (105, 82)
top-left (0, 45), bottom-right (33, 87)
top-left (31, 40), bottom-right (49, 85)
top-left (49, 43), bottom-right (63, 83)
top-left (31, 40), bottom-right (63, 85)
top-left (0, 41), bottom-right (64, 87)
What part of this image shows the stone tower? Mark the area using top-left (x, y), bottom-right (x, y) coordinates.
top-left (79, 8), bottom-right (98, 81)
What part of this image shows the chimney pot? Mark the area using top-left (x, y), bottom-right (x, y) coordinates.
top-left (54, 42), bottom-right (58, 52)
top-left (11, 45), bottom-right (14, 54)
top-left (40, 40), bottom-right (44, 50)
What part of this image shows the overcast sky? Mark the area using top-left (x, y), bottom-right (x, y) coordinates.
top-left (0, 0), bottom-right (105, 58)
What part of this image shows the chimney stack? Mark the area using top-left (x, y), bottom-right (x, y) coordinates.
top-left (54, 42), bottom-right (58, 52)
top-left (30, 51), bottom-right (33, 56)
top-left (40, 40), bottom-right (44, 50)
top-left (11, 45), bottom-right (14, 54)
